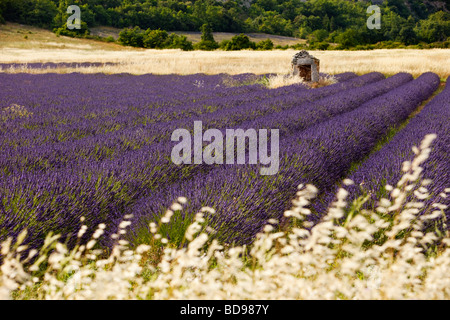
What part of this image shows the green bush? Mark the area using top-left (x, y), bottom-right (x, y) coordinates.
top-left (255, 39), bottom-right (274, 50)
top-left (118, 27), bottom-right (193, 50)
top-left (53, 21), bottom-right (90, 38)
top-left (105, 36), bottom-right (115, 43)
top-left (194, 40), bottom-right (219, 50)
top-left (426, 40), bottom-right (450, 48)
top-left (274, 44), bottom-right (289, 50)
top-left (200, 24), bottom-right (215, 43)
top-left (310, 41), bottom-right (330, 50)
top-left (194, 24), bottom-right (219, 50)
top-left (290, 43), bottom-right (307, 50)
top-left (335, 29), bottom-right (362, 49)
top-left (143, 29), bottom-right (169, 49)
top-left (415, 11), bottom-right (450, 43)
top-left (309, 29), bottom-right (328, 42)
top-left (374, 41), bottom-right (404, 49)
top-left (165, 34), bottom-right (193, 51)
top-left (354, 44), bottom-right (375, 50)
top-left (221, 34), bottom-right (256, 51)
top-left (118, 27), bottom-right (144, 47)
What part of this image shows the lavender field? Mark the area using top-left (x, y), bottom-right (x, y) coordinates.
top-left (0, 68), bottom-right (450, 299)
top-left (0, 71), bottom-right (447, 247)
top-left (0, 70), bottom-right (448, 248)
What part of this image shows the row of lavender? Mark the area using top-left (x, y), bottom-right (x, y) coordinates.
top-left (0, 72), bottom-right (368, 176)
top-left (341, 77), bottom-right (449, 219)
top-left (128, 73), bottom-right (440, 245)
top-left (0, 74), bottom-right (301, 151)
top-left (0, 62), bottom-right (119, 70)
top-left (0, 72), bottom-right (358, 151)
top-left (138, 72), bottom-right (412, 200)
top-left (0, 71), bottom-right (358, 248)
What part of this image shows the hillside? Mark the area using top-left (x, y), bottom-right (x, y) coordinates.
top-left (0, 22), bottom-right (128, 51)
top-left (0, 0), bottom-right (448, 49)
top-left (90, 26), bottom-right (305, 46)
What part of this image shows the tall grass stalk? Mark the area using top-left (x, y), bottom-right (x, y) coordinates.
top-left (1, 134), bottom-right (448, 300)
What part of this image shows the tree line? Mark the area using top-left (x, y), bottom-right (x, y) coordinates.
top-left (117, 24), bottom-right (275, 50)
top-left (0, 0), bottom-right (449, 49)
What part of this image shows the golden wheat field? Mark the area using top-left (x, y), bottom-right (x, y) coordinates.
top-left (1, 48), bottom-right (450, 79)
top-left (1, 23), bottom-right (449, 78)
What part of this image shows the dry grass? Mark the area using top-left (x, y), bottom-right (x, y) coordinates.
top-left (1, 23), bottom-right (449, 79)
top-left (2, 135), bottom-right (449, 300)
top-left (1, 48), bottom-right (449, 79)
top-left (0, 104), bottom-right (33, 122)
top-left (0, 23), bottom-right (128, 51)
top-left (265, 73), bottom-right (337, 89)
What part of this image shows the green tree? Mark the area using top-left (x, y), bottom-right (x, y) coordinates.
top-left (12, 0), bottom-right (58, 28)
top-left (0, 0), bottom-right (448, 47)
top-left (310, 29), bottom-right (328, 42)
top-left (143, 29), bottom-right (168, 49)
top-left (386, 0), bottom-right (411, 19)
top-left (322, 14), bottom-right (330, 31)
top-left (222, 34), bottom-right (255, 50)
top-left (416, 11), bottom-right (450, 42)
top-left (329, 16), bottom-right (336, 31)
top-left (195, 23), bottom-right (219, 50)
top-left (310, 41), bottom-right (329, 50)
top-left (382, 9), bottom-right (405, 41)
top-left (399, 16), bottom-right (417, 45)
top-left (255, 38), bottom-right (274, 50)
top-left (200, 23), bottom-right (215, 42)
top-left (0, 0), bottom-right (5, 24)
top-left (335, 29), bottom-right (361, 49)
top-left (118, 26), bottom-right (144, 47)
top-left (165, 33), bottom-right (193, 51)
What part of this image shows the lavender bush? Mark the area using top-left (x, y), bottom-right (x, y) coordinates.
top-left (334, 76), bottom-right (449, 222)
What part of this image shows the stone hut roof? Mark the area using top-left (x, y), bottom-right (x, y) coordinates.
top-left (291, 50), bottom-right (318, 65)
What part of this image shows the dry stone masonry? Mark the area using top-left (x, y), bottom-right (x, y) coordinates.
top-left (291, 50), bottom-right (320, 82)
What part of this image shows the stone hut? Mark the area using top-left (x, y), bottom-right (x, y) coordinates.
top-left (291, 50), bottom-right (320, 82)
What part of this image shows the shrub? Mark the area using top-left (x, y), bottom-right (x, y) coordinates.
top-left (255, 39), bottom-right (274, 50)
top-left (221, 34), bottom-right (256, 51)
top-left (142, 29), bottom-right (169, 49)
top-left (118, 26), bottom-right (144, 47)
top-left (118, 27), bottom-right (193, 50)
top-left (290, 43), bottom-right (307, 50)
top-left (53, 22), bottom-right (90, 38)
top-left (218, 39), bottom-right (230, 49)
top-left (194, 40), bottom-right (219, 51)
top-left (165, 34), bottom-right (193, 51)
top-left (193, 24), bottom-right (219, 50)
top-left (104, 36), bottom-right (115, 43)
top-left (274, 44), bottom-right (289, 50)
top-left (310, 41), bottom-right (330, 50)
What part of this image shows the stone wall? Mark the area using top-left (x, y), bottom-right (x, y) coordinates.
top-left (292, 50), bottom-right (320, 82)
